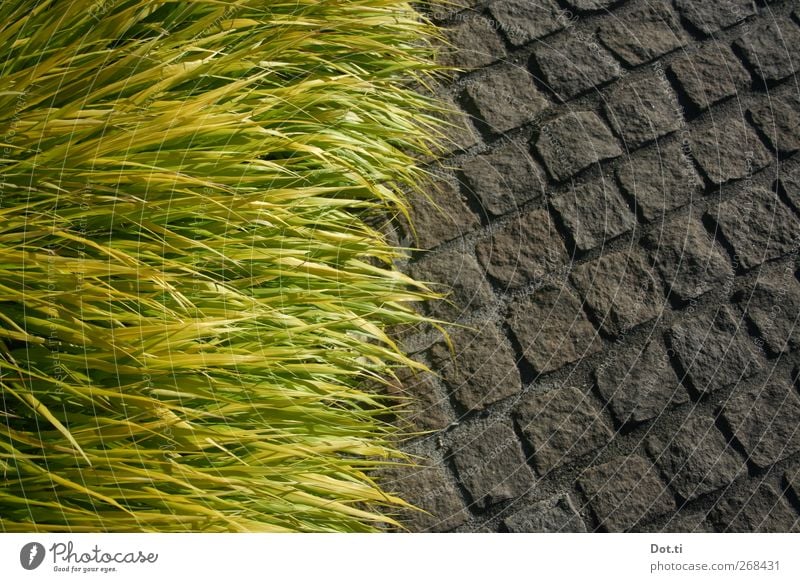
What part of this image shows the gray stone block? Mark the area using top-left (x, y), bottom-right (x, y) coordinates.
top-left (514, 386), bottom-right (613, 475)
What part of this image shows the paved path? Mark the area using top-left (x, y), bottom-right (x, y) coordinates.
top-left (384, 0), bottom-right (800, 532)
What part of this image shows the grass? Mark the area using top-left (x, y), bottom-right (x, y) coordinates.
top-left (0, 0), bottom-right (448, 532)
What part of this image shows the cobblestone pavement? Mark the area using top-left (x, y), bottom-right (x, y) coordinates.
top-left (382, 0), bottom-right (800, 532)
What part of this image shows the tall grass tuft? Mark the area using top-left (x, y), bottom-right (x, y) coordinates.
top-left (0, 0), bottom-right (445, 532)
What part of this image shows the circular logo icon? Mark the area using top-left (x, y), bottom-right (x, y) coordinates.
top-left (20, 542), bottom-right (46, 570)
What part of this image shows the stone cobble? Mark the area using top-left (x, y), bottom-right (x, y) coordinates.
top-left (429, 324), bottom-right (522, 411)
top-left (645, 215), bottom-right (733, 303)
top-left (507, 284), bottom-right (602, 374)
top-left (449, 420), bottom-right (534, 508)
top-left (669, 44), bottom-right (750, 112)
top-left (735, 271), bottom-right (800, 356)
top-left (502, 494), bottom-right (586, 532)
top-left (532, 31), bottom-right (622, 100)
top-left (749, 90), bottom-right (800, 156)
top-left (778, 166), bottom-right (800, 212)
top-left (406, 176), bottom-right (480, 250)
top-left (381, 460), bottom-right (469, 532)
top-left (615, 141), bottom-right (703, 221)
top-left (391, 0), bottom-right (800, 533)
top-left (535, 111), bottom-right (622, 181)
top-left (597, 1), bottom-right (687, 67)
top-left (440, 15), bottom-right (507, 71)
top-left (733, 17), bottom-right (800, 84)
top-left (550, 177), bottom-right (636, 253)
top-left (460, 140), bottom-right (546, 217)
top-left (707, 185), bottom-right (800, 271)
top-left (430, 94), bottom-right (481, 156)
top-left (389, 366), bottom-right (453, 432)
top-left (594, 338), bottom-right (688, 427)
top-left (579, 455), bottom-right (675, 532)
top-left (708, 481), bottom-right (800, 532)
top-left (787, 468), bottom-right (800, 501)
top-left (570, 250), bottom-right (664, 336)
top-left (689, 114), bottom-right (772, 185)
top-left (721, 379), bottom-right (800, 469)
top-left (668, 306), bottom-right (764, 395)
top-left (646, 414), bottom-right (745, 502)
top-left (658, 511), bottom-right (714, 533)
top-left (604, 75), bottom-right (683, 149)
top-left (488, 0), bottom-right (567, 46)
top-left (465, 63), bottom-right (550, 133)
top-left (475, 208), bottom-right (567, 289)
top-left (514, 386), bottom-right (613, 475)
top-left (411, 249), bottom-right (495, 321)
top-left (673, 0), bottom-right (756, 36)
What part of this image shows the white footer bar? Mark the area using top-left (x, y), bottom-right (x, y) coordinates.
top-left (1, 533), bottom-right (797, 581)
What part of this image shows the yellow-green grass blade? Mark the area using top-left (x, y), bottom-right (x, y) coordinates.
top-left (0, 0), bottom-right (449, 532)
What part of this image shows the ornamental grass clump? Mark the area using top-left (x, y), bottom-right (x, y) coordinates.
top-left (0, 0), bottom-right (446, 532)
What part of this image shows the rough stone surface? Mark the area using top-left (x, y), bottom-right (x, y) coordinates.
top-left (595, 339), bottom-right (688, 426)
top-left (669, 44), bottom-right (750, 111)
top-left (450, 421), bottom-right (534, 508)
top-left (565, 0), bottom-right (616, 10)
top-left (475, 209), bottom-right (567, 289)
top-left (389, 367), bottom-right (453, 432)
top-left (647, 414), bottom-right (744, 502)
top-left (668, 306), bottom-right (763, 394)
top-left (394, 0), bottom-right (800, 533)
top-left (488, 0), bottom-right (567, 46)
top-left (579, 455), bottom-right (675, 532)
top-left (412, 250), bottom-right (495, 321)
top-left (779, 167), bottom-right (800, 213)
top-left (658, 512), bottom-right (714, 533)
top-left (535, 111), bottom-right (622, 181)
top-left (674, 0), bottom-right (756, 35)
top-left (533, 33), bottom-right (622, 99)
top-left (507, 285), bottom-right (602, 374)
top-left (429, 324), bottom-right (522, 411)
top-left (461, 141), bottom-right (546, 217)
top-left (514, 386), bottom-right (613, 475)
top-left (440, 16), bottom-right (507, 70)
top-left (735, 273), bottom-right (800, 355)
top-left (722, 380), bottom-right (800, 469)
top-left (749, 91), bottom-right (800, 156)
top-left (645, 216), bottom-right (733, 303)
top-left (434, 95), bottom-right (481, 156)
top-left (616, 141), bottom-right (703, 221)
top-left (604, 75), bottom-right (682, 149)
top-left (709, 482), bottom-right (800, 532)
top-left (550, 178), bottom-right (636, 252)
top-left (598, 1), bottom-right (687, 66)
top-left (465, 63), bottom-right (550, 133)
top-left (734, 18), bottom-right (800, 83)
top-left (503, 495), bottom-right (587, 532)
top-left (570, 251), bottom-right (664, 336)
top-left (406, 178), bottom-right (480, 250)
top-left (707, 186), bottom-right (800, 271)
top-left (381, 462), bottom-right (468, 532)
top-left (787, 469), bottom-right (800, 500)
top-left (689, 115), bottom-right (772, 185)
